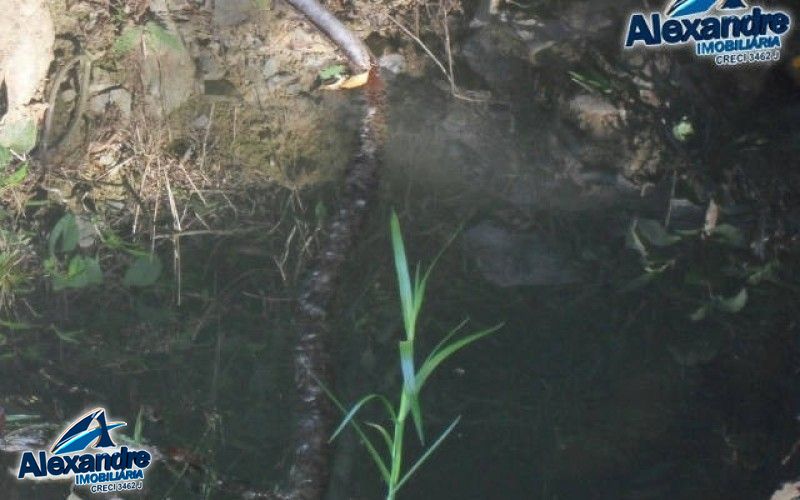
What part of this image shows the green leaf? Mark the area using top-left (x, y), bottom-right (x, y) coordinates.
top-left (49, 213), bottom-right (80, 255)
top-left (568, 71), bottom-right (613, 94)
top-left (0, 163), bottom-right (28, 190)
top-left (365, 422), bottom-right (394, 455)
top-left (330, 393), bottom-right (397, 442)
top-left (672, 117), bottom-right (695, 142)
top-left (52, 255), bottom-right (103, 290)
top-left (0, 117), bottom-right (37, 155)
top-left (416, 324), bottom-right (503, 390)
top-left (747, 261), bottom-right (779, 285)
top-left (123, 255), bottom-right (163, 287)
top-left (715, 288), bottom-right (748, 314)
top-left (626, 222), bottom-right (648, 259)
top-left (113, 26), bottom-right (144, 55)
top-left (395, 416), bottom-right (461, 493)
top-left (0, 146), bottom-right (11, 169)
top-left (317, 380), bottom-right (390, 483)
top-left (636, 219), bottom-right (681, 247)
top-left (399, 339), bottom-right (424, 444)
top-left (689, 304), bottom-right (708, 322)
top-left (319, 64), bottom-right (346, 80)
top-left (711, 224), bottom-right (746, 248)
top-left (133, 407), bottom-right (145, 445)
top-left (50, 325), bottom-right (82, 344)
top-left (426, 319), bottom-right (468, 361)
top-left (145, 22), bottom-right (184, 52)
top-left (100, 230), bottom-right (125, 251)
top-left (391, 212), bottom-right (415, 341)
top-left (0, 319), bottom-right (35, 330)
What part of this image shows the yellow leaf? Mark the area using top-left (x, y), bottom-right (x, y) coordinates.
top-left (340, 71), bottom-right (370, 89)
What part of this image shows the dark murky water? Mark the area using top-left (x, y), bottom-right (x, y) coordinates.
top-left (3, 2), bottom-right (800, 498)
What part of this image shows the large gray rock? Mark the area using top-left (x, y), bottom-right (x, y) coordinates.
top-left (139, 29), bottom-right (197, 118)
top-left (213, 0), bottom-right (259, 27)
top-left (461, 23), bottom-right (530, 95)
top-left (463, 222), bottom-right (581, 287)
top-left (0, 0), bottom-right (54, 153)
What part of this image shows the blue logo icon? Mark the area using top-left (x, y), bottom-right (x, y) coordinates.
top-left (51, 408), bottom-right (126, 455)
top-left (667, 0), bottom-right (748, 18)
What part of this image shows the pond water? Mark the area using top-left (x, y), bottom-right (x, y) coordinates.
top-left (2, 1), bottom-right (800, 499)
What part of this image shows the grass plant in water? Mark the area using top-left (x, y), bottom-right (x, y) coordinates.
top-left (329, 211), bottom-right (501, 500)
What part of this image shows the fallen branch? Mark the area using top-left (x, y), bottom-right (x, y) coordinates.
top-left (284, 0), bottom-right (372, 73)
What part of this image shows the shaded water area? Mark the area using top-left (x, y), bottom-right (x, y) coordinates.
top-left (1, 0), bottom-right (800, 499)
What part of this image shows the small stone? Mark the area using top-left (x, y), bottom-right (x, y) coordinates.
top-left (192, 114), bottom-right (210, 130)
top-left (109, 89), bottom-right (132, 119)
top-left (60, 89), bottom-right (77, 103)
top-left (75, 214), bottom-right (97, 249)
top-left (568, 94), bottom-right (626, 139)
top-left (88, 89), bottom-right (131, 119)
top-left (197, 52), bottom-right (226, 80)
top-left (263, 58), bottom-right (280, 80)
top-left (89, 93), bottom-right (110, 115)
top-left (378, 53), bottom-right (406, 75)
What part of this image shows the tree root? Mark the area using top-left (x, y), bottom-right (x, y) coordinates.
top-left (40, 54), bottom-right (92, 159)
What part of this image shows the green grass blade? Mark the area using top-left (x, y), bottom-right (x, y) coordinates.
top-left (365, 422), bottom-right (394, 455)
top-left (413, 264), bottom-right (424, 321)
top-left (398, 340), bottom-right (416, 397)
top-left (417, 324), bottom-right (503, 390)
top-left (331, 393), bottom-right (396, 442)
top-left (399, 339), bottom-right (425, 443)
top-left (313, 376), bottom-right (392, 483)
top-left (391, 211), bottom-right (415, 340)
top-left (133, 406), bottom-right (145, 445)
top-left (0, 319), bottom-right (35, 330)
top-left (395, 416), bottom-right (461, 492)
top-left (50, 325), bottom-right (82, 344)
top-left (0, 162), bottom-right (28, 190)
top-left (424, 318), bottom-right (469, 366)
top-left (418, 221), bottom-right (463, 296)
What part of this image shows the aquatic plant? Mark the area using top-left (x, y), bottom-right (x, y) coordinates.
top-left (623, 216), bottom-right (774, 320)
top-left (328, 212), bottom-right (501, 500)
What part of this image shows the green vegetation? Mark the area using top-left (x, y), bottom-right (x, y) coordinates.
top-left (43, 213), bottom-right (163, 292)
top-left (328, 212), bottom-right (501, 500)
top-left (0, 118), bottom-right (38, 156)
top-left (0, 229), bottom-right (32, 311)
top-left (624, 216), bottom-right (783, 321)
top-left (113, 22), bottom-right (184, 56)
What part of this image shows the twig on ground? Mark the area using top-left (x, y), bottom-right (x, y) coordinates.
top-left (388, 16), bottom-right (450, 85)
top-left (388, 16), bottom-right (488, 103)
top-left (163, 169), bottom-right (183, 305)
top-left (201, 102), bottom-right (216, 169)
top-left (442, 8), bottom-right (456, 96)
